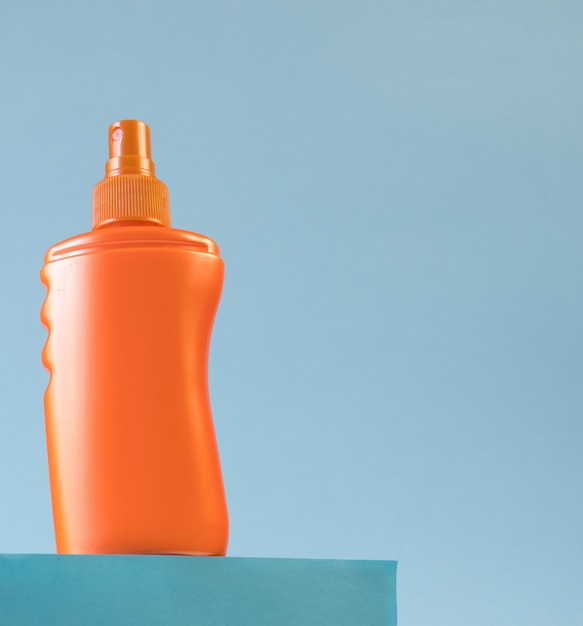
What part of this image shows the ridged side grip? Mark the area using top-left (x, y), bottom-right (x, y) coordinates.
top-left (39, 266), bottom-right (53, 373)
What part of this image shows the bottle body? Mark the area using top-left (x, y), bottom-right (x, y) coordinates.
top-left (41, 224), bottom-right (228, 555)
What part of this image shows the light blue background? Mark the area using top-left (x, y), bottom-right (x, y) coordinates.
top-left (1, 1), bottom-right (582, 624)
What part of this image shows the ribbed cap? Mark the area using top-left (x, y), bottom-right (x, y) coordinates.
top-left (92, 120), bottom-right (171, 229)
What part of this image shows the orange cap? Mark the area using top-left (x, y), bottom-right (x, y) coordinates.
top-left (92, 120), bottom-right (171, 229)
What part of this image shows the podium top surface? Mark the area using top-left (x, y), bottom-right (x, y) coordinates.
top-left (0, 554), bottom-right (397, 626)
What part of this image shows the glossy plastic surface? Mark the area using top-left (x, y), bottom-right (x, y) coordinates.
top-left (41, 223), bottom-right (228, 555)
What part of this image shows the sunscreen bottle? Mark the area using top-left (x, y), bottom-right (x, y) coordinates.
top-left (41, 120), bottom-right (228, 555)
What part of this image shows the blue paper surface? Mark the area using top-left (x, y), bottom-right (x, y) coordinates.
top-left (0, 555), bottom-right (397, 625)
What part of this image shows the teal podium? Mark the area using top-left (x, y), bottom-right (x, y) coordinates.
top-left (0, 555), bottom-right (397, 625)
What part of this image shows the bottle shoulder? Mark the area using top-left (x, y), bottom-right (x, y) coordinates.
top-left (44, 224), bottom-right (221, 263)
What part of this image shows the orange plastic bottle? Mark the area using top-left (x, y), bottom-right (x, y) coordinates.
top-left (40, 120), bottom-right (228, 555)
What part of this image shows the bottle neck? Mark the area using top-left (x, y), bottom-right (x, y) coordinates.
top-left (91, 120), bottom-right (171, 229)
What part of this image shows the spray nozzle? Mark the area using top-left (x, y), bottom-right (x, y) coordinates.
top-left (106, 120), bottom-right (156, 177)
top-left (92, 120), bottom-right (170, 229)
